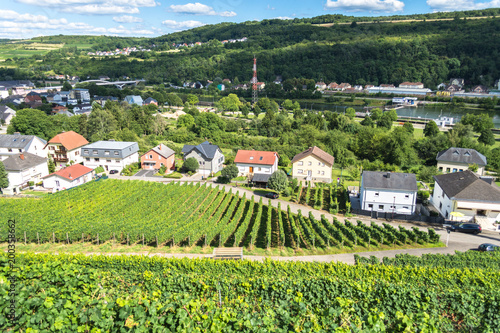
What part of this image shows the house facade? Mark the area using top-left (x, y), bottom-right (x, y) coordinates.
top-left (234, 150), bottom-right (279, 183)
top-left (182, 141), bottom-right (224, 175)
top-left (0, 133), bottom-right (47, 161)
top-left (81, 140), bottom-right (139, 172)
top-left (0, 105), bottom-right (16, 126)
top-left (45, 131), bottom-right (89, 169)
top-left (436, 147), bottom-right (486, 176)
top-left (431, 170), bottom-right (500, 225)
top-left (141, 144), bottom-right (175, 172)
top-left (2, 152), bottom-right (48, 194)
top-left (360, 171), bottom-right (418, 215)
top-left (291, 146), bottom-right (334, 183)
top-left (70, 88), bottom-right (90, 102)
top-left (398, 82), bottom-right (424, 89)
top-left (43, 164), bottom-right (94, 192)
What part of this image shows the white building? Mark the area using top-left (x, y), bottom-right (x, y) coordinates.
top-left (0, 133), bottom-right (47, 161)
top-left (436, 147), bottom-right (487, 176)
top-left (234, 150), bottom-right (279, 184)
top-left (81, 140), bottom-right (139, 172)
top-left (43, 163), bottom-right (94, 192)
top-left (431, 170), bottom-right (500, 226)
top-left (360, 171), bottom-right (418, 215)
top-left (0, 105), bottom-right (16, 126)
top-left (45, 131), bottom-right (89, 169)
top-left (2, 152), bottom-right (48, 194)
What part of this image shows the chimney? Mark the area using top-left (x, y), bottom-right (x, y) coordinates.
top-left (19, 153), bottom-right (24, 160)
top-left (69, 173), bottom-right (72, 179)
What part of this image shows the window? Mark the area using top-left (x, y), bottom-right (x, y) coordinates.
top-left (104, 151), bottom-right (110, 155)
top-left (322, 163), bottom-right (325, 167)
top-left (18, 149), bottom-right (22, 152)
top-left (85, 158), bottom-right (90, 161)
top-left (317, 170), bottom-right (320, 174)
top-left (368, 204), bottom-right (373, 208)
top-left (459, 169), bottom-right (463, 172)
top-left (378, 205), bottom-right (384, 210)
top-left (321, 171), bottom-right (325, 175)
top-left (318, 162), bottom-right (321, 166)
top-left (446, 168), bottom-right (450, 172)
top-left (249, 156), bottom-right (254, 160)
top-left (375, 192), bottom-right (379, 196)
top-left (405, 194), bottom-right (409, 199)
top-left (56, 180), bottom-right (60, 187)
top-left (308, 161), bottom-right (312, 166)
top-left (94, 158), bottom-right (99, 162)
top-left (75, 151), bottom-right (79, 156)
top-left (390, 206), bottom-right (395, 209)
top-left (403, 206), bottom-right (409, 209)
top-left (149, 155), bottom-right (153, 159)
top-left (114, 151), bottom-right (119, 156)
top-left (452, 168), bottom-right (457, 172)
top-left (298, 161), bottom-right (303, 166)
top-left (93, 150), bottom-right (98, 155)
top-left (439, 167), bottom-right (443, 171)
top-left (439, 202), bottom-right (443, 209)
top-left (259, 156), bottom-right (263, 160)
top-left (8, 149), bottom-right (12, 152)
top-left (84, 150), bottom-right (89, 154)
top-left (159, 156), bottom-right (161, 160)
top-left (298, 169), bottom-right (303, 174)
top-left (106, 160), bottom-right (111, 163)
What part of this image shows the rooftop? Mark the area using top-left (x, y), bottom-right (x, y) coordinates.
top-left (436, 147), bottom-right (487, 166)
top-left (82, 140), bottom-right (138, 150)
top-left (434, 170), bottom-right (500, 203)
top-left (44, 163), bottom-right (93, 181)
top-left (182, 141), bottom-right (221, 160)
top-left (234, 150), bottom-right (278, 165)
top-left (48, 131), bottom-right (89, 151)
top-left (291, 146), bottom-right (334, 166)
top-left (362, 171), bottom-right (418, 191)
top-left (0, 133), bottom-right (46, 149)
top-left (3, 152), bottom-right (46, 171)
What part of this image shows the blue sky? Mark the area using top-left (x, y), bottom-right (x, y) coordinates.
top-left (0, 0), bottom-right (498, 39)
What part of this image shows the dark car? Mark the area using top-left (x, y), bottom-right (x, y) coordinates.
top-left (265, 192), bottom-right (279, 199)
top-left (109, 170), bottom-right (119, 174)
top-left (447, 223), bottom-right (482, 234)
top-left (478, 243), bottom-right (499, 252)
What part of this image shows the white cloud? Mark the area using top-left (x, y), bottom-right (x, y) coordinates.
top-left (273, 16), bottom-right (293, 20)
top-left (61, 4), bottom-right (140, 14)
top-left (113, 15), bottom-right (143, 23)
top-left (16, 0), bottom-right (157, 6)
top-left (426, 0), bottom-right (500, 11)
top-left (162, 19), bottom-right (205, 30)
top-left (169, 2), bottom-right (236, 17)
top-left (325, 0), bottom-right (405, 12)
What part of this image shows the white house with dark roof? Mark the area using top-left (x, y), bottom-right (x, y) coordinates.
top-left (431, 170), bottom-right (500, 225)
top-left (81, 140), bottom-right (139, 172)
top-left (436, 147), bottom-right (487, 176)
top-left (0, 133), bottom-right (47, 161)
top-left (181, 141), bottom-right (224, 175)
top-left (2, 152), bottom-right (48, 194)
top-left (0, 105), bottom-right (16, 126)
top-left (360, 171), bottom-right (418, 215)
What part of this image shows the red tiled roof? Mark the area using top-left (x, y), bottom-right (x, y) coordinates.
top-left (47, 131), bottom-right (89, 151)
top-left (291, 146), bottom-right (334, 166)
top-left (43, 164), bottom-right (93, 181)
top-left (234, 150), bottom-right (278, 165)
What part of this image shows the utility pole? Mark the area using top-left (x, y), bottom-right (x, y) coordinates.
top-left (252, 55), bottom-right (258, 105)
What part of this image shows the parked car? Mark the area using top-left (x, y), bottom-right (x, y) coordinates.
top-left (265, 192), bottom-right (279, 199)
top-left (447, 223), bottom-right (482, 234)
top-left (478, 243), bottom-right (499, 252)
top-left (109, 170), bottom-right (119, 174)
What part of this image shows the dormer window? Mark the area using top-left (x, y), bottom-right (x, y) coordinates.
top-left (93, 150), bottom-right (98, 155)
top-left (259, 156), bottom-right (263, 160)
top-left (464, 151), bottom-right (471, 156)
top-left (84, 150), bottom-right (89, 154)
top-left (453, 150), bottom-right (460, 155)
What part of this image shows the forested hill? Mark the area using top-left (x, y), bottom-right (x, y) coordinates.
top-left (3, 8), bottom-right (500, 87)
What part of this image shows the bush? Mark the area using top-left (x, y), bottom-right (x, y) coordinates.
top-left (216, 176), bottom-right (230, 184)
top-left (183, 157), bottom-right (199, 173)
top-left (95, 166), bottom-right (105, 174)
top-left (268, 170), bottom-right (288, 192)
top-left (221, 165), bottom-right (238, 181)
top-left (158, 165), bottom-right (167, 175)
top-left (283, 187), bottom-right (292, 197)
top-left (122, 162), bottom-right (140, 176)
top-left (28, 181), bottom-right (34, 186)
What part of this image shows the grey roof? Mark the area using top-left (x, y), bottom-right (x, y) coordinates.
top-left (182, 141), bottom-right (221, 160)
top-left (0, 80), bottom-right (35, 89)
top-left (252, 173), bottom-right (271, 183)
top-left (436, 147), bottom-right (487, 166)
top-left (81, 140), bottom-right (139, 159)
top-left (0, 105), bottom-right (15, 121)
top-left (0, 134), bottom-right (46, 149)
top-left (144, 97), bottom-right (157, 104)
top-left (362, 171), bottom-right (418, 191)
top-left (3, 152), bottom-right (47, 171)
top-left (434, 170), bottom-right (500, 203)
top-left (0, 95), bottom-right (23, 105)
top-left (149, 144), bottom-right (175, 159)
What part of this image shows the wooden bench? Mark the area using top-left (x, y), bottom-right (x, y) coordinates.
top-left (213, 247), bottom-right (243, 260)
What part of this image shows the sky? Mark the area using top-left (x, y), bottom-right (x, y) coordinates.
top-left (0, 0), bottom-right (499, 39)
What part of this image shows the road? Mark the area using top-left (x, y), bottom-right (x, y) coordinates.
top-left (105, 174), bottom-right (500, 264)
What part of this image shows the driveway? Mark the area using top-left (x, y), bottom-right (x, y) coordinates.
top-left (134, 169), bottom-right (158, 177)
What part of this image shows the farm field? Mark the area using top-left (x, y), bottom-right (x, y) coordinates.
top-left (1, 251), bottom-right (500, 331)
top-left (0, 179), bottom-right (440, 251)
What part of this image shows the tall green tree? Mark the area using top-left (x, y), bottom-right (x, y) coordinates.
top-left (183, 157), bottom-right (199, 172)
top-left (423, 120), bottom-right (439, 137)
top-left (478, 129), bottom-right (495, 145)
top-left (0, 161), bottom-right (9, 192)
top-left (267, 170), bottom-right (288, 192)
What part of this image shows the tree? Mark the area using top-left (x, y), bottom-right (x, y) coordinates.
top-left (376, 114), bottom-right (392, 130)
top-left (345, 107), bottom-right (356, 119)
top-left (478, 129), bottom-right (495, 145)
top-left (468, 163), bottom-right (479, 173)
top-left (369, 108), bottom-right (383, 121)
top-left (220, 165), bottom-right (238, 180)
top-left (186, 94), bottom-right (199, 105)
top-left (385, 109), bottom-right (398, 122)
top-left (417, 166), bottom-right (439, 183)
top-left (423, 120), bottom-right (439, 137)
top-left (183, 157), bottom-right (198, 173)
top-left (61, 81), bottom-right (72, 91)
top-left (48, 159), bottom-right (55, 173)
top-left (219, 93), bottom-right (242, 111)
top-left (282, 99), bottom-right (293, 110)
top-left (267, 170), bottom-right (288, 192)
top-left (0, 161), bottom-right (9, 192)
top-left (402, 122), bottom-right (414, 134)
top-left (240, 105), bottom-right (250, 118)
top-left (253, 105), bottom-right (261, 117)
top-left (177, 114), bottom-right (195, 129)
top-left (360, 115), bottom-right (374, 127)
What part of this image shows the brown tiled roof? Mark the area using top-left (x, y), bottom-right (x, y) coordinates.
top-left (291, 146), bottom-right (334, 166)
top-left (43, 163), bottom-right (93, 181)
top-left (234, 150), bottom-right (278, 165)
top-left (47, 131), bottom-right (89, 151)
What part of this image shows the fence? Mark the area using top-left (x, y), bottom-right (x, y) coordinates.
top-left (352, 209), bottom-right (445, 224)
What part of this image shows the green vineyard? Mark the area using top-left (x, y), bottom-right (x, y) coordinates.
top-left (0, 179), bottom-right (440, 249)
top-left (2, 252), bottom-right (500, 331)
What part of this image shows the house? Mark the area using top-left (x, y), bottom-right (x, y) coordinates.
top-left (436, 147), bottom-right (487, 176)
top-left (73, 103), bottom-right (92, 114)
top-left (93, 96), bottom-right (119, 107)
top-left (338, 83), bottom-right (351, 90)
top-left (24, 94), bottom-right (42, 108)
top-left (315, 82), bottom-right (327, 90)
top-left (70, 88), bottom-right (90, 102)
top-left (141, 144), bottom-right (175, 172)
top-left (124, 95), bottom-right (143, 106)
top-left (380, 84), bottom-right (395, 88)
top-left (0, 133), bottom-right (47, 161)
top-left (144, 97), bottom-right (158, 106)
top-left (217, 84), bottom-right (225, 91)
top-left (81, 140), bottom-right (139, 172)
top-left (449, 78), bottom-right (465, 87)
top-left (0, 95), bottom-right (23, 106)
top-left (328, 82), bottom-right (339, 90)
top-left (471, 85), bottom-right (488, 94)
top-left (431, 170), bottom-right (500, 224)
top-left (51, 105), bottom-right (68, 114)
top-left (182, 141), bottom-right (224, 175)
top-left (436, 83), bottom-right (447, 90)
top-left (446, 84), bottom-right (462, 93)
top-left (234, 150), bottom-right (279, 184)
top-left (2, 152), bottom-right (48, 194)
top-left (359, 171), bottom-right (418, 215)
top-left (0, 105), bottom-right (16, 125)
top-left (42, 163), bottom-right (94, 192)
top-left (45, 131), bottom-right (89, 169)
top-left (398, 82), bottom-right (424, 89)
top-left (291, 146), bottom-right (334, 183)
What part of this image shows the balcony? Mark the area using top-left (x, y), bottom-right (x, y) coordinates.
top-left (53, 157), bottom-right (68, 163)
top-left (55, 149), bottom-right (67, 154)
